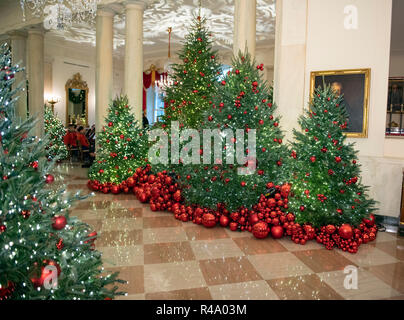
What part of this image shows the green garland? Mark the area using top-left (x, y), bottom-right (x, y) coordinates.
top-left (69, 89), bottom-right (86, 104)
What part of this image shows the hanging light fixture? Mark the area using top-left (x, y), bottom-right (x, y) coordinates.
top-left (20, 0), bottom-right (99, 30)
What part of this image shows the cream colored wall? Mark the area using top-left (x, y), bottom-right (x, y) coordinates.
top-left (43, 36), bottom-right (125, 126)
top-left (275, 0), bottom-right (403, 218)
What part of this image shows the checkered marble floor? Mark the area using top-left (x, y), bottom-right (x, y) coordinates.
top-left (56, 164), bottom-right (404, 300)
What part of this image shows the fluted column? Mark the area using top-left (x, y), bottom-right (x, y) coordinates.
top-left (124, 0), bottom-right (145, 127)
top-left (9, 30), bottom-right (28, 120)
top-left (233, 0), bottom-right (256, 57)
top-left (95, 7), bottom-right (114, 134)
top-left (27, 28), bottom-right (44, 137)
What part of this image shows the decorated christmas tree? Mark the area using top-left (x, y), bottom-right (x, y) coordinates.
top-left (288, 85), bottom-right (376, 228)
top-left (0, 44), bottom-right (124, 300)
top-left (88, 95), bottom-right (148, 185)
top-left (160, 15), bottom-right (222, 129)
top-left (44, 105), bottom-right (68, 160)
top-left (172, 51), bottom-right (288, 212)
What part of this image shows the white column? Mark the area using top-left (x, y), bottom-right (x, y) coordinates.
top-left (124, 0), bottom-right (145, 127)
top-left (233, 0), bottom-right (256, 57)
top-left (9, 31), bottom-right (28, 120)
top-left (26, 28), bottom-right (44, 137)
top-left (95, 7), bottom-right (114, 134)
top-left (273, 0), bottom-right (308, 142)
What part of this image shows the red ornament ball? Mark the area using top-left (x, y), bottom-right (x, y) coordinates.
top-left (229, 222), bottom-right (238, 231)
top-left (339, 224), bottom-right (353, 240)
top-left (202, 213), bottom-right (216, 228)
top-left (111, 185), bottom-right (120, 194)
top-left (325, 224), bottom-right (336, 234)
top-left (45, 174), bottom-right (54, 184)
top-left (52, 216), bottom-right (67, 230)
top-left (219, 215), bottom-right (230, 227)
top-left (271, 225), bottom-right (283, 239)
top-left (252, 221), bottom-right (269, 239)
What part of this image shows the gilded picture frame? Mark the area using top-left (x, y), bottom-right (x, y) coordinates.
top-left (65, 73), bottom-right (89, 127)
top-left (309, 68), bottom-right (371, 138)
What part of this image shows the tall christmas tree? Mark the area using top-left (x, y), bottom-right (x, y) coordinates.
top-left (89, 95), bottom-right (148, 185)
top-left (0, 44), bottom-right (124, 300)
top-left (288, 85), bottom-right (376, 228)
top-left (160, 15), bottom-right (222, 129)
top-left (172, 51), bottom-right (288, 212)
top-left (44, 105), bottom-right (68, 160)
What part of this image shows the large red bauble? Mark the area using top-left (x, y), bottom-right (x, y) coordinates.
top-left (102, 187), bottom-right (109, 194)
top-left (249, 214), bottom-right (259, 225)
top-left (126, 177), bottom-right (135, 187)
top-left (52, 216), bottom-right (67, 230)
top-left (111, 185), bottom-right (120, 194)
top-left (325, 224), bottom-right (336, 234)
top-left (271, 225), bottom-right (283, 239)
top-left (202, 213), bottom-right (216, 228)
top-left (252, 222), bottom-right (269, 239)
top-left (219, 215), bottom-right (230, 227)
top-left (339, 224), bottom-right (353, 239)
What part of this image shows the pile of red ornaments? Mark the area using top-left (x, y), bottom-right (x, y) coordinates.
top-left (316, 215), bottom-right (377, 253)
top-left (88, 166), bottom-right (378, 253)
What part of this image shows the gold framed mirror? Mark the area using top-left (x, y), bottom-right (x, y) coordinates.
top-left (65, 73), bottom-right (89, 126)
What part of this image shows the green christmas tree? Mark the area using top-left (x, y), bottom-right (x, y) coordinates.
top-left (172, 51), bottom-right (288, 212)
top-left (0, 44), bottom-right (124, 300)
top-left (89, 95), bottom-right (148, 185)
top-left (44, 105), bottom-right (68, 160)
top-left (160, 15), bottom-right (222, 129)
top-left (288, 85), bottom-right (376, 227)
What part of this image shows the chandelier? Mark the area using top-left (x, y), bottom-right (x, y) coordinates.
top-left (156, 73), bottom-right (174, 90)
top-left (20, 0), bottom-right (99, 30)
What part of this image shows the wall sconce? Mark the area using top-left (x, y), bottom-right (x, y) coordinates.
top-left (46, 95), bottom-right (60, 111)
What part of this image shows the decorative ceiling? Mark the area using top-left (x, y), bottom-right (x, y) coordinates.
top-left (48, 0), bottom-right (276, 55)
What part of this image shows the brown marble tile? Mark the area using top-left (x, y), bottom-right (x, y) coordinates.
top-left (146, 287), bottom-right (212, 300)
top-left (185, 226), bottom-right (230, 241)
top-left (67, 183), bottom-right (89, 190)
top-left (143, 227), bottom-right (188, 244)
top-left (339, 245), bottom-right (398, 267)
top-left (233, 237), bottom-right (288, 255)
top-left (106, 265), bottom-right (144, 295)
top-left (293, 249), bottom-right (358, 273)
top-left (267, 274), bottom-right (344, 300)
top-left (366, 262), bottom-right (404, 293)
top-left (199, 257), bottom-right (262, 286)
top-left (74, 200), bottom-right (113, 210)
top-left (144, 241), bottom-right (195, 264)
top-left (143, 216), bottom-right (184, 229)
top-left (373, 240), bottom-right (404, 261)
top-left (104, 207), bottom-right (143, 219)
top-left (96, 229), bottom-right (143, 247)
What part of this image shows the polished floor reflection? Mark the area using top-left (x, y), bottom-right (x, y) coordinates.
top-left (58, 164), bottom-right (404, 300)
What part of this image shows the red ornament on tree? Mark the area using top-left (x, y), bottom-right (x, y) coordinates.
top-left (52, 216), bottom-right (67, 230)
top-left (45, 174), bottom-right (54, 184)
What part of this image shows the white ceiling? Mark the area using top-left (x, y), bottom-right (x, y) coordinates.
top-left (47, 0), bottom-right (276, 56)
